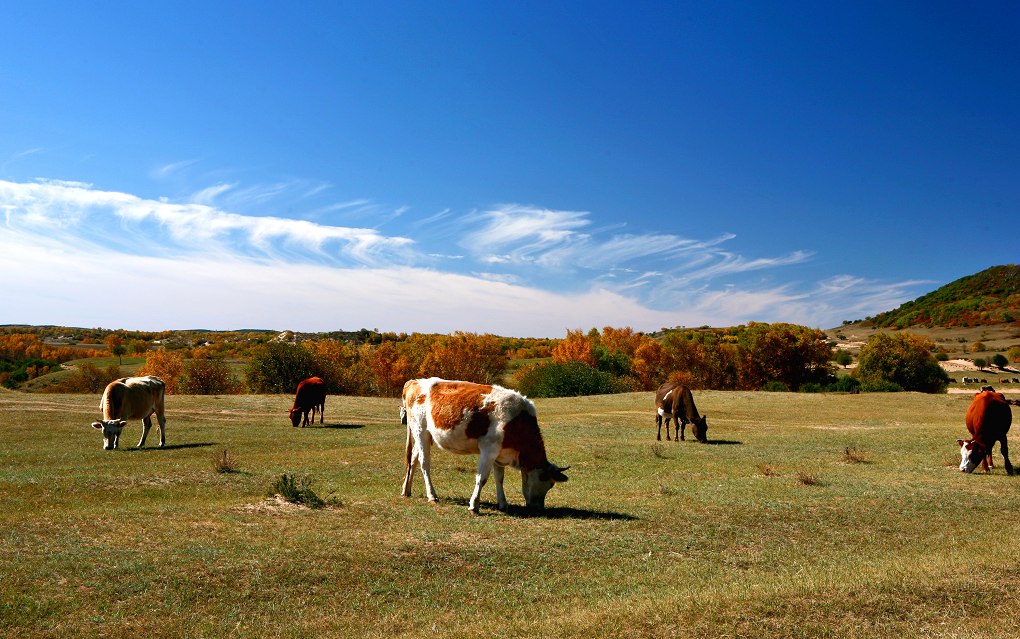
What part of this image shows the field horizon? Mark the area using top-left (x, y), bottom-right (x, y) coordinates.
top-left (3, 388), bottom-right (1020, 638)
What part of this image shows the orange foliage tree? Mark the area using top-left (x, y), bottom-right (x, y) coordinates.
top-left (138, 350), bottom-right (184, 394)
top-left (551, 329), bottom-right (597, 366)
top-left (418, 332), bottom-right (505, 384)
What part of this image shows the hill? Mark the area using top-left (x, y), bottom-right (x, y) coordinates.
top-left (869, 264), bottom-right (1020, 329)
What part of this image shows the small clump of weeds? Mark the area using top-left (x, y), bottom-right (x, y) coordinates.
top-left (796, 471), bottom-right (822, 486)
top-left (270, 473), bottom-right (340, 509)
top-left (212, 449), bottom-right (238, 474)
top-left (843, 446), bottom-right (868, 464)
top-left (757, 463), bottom-right (778, 477)
top-left (658, 484), bottom-right (679, 496)
top-left (651, 443), bottom-right (672, 459)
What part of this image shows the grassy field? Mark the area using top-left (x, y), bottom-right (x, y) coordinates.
top-left (3, 388), bottom-right (1020, 638)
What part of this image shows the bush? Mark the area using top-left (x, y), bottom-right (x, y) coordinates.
top-left (800, 383), bottom-right (825, 393)
top-left (762, 381), bottom-right (790, 392)
top-left (245, 342), bottom-right (316, 394)
top-left (855, 332), bottom-right (949, 393)
top-left (179, 357), bottom-right (241, 395)
top-left (514, 361), bottom-right (625, 398)
top-left (860, 379), bottom-right (904, 393)
top-left (827, 376), bottom-right (862, 393)
top-left (46, 362), bottom-right (121, 393)
top-left (992, 353), bottom-right (1009, 369)
top-left (138, 350), bottom-right (184, 394)
top-left (269, 473), bottom-right (326, 508)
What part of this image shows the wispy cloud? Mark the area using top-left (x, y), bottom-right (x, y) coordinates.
top-left (0, 148), bottom-right (44, 174)
top-left (0, 178), bottom-right (929, 333)
top-left (152, 159), bottom-right (200, 178)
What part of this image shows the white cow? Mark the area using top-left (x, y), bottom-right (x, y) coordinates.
top-left (91, 376), bottom-right (167, 450)
top-left (400, 377), bottom-right (568, 514)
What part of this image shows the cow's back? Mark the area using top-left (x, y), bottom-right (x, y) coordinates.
top-left (967, 391), bottom-right (1012, 437)
top-left (102, 376), bottom-right (165, 420)
top-left (294, 377), bottom-right (326, 408)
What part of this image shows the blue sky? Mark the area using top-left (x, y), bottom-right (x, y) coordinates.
top-left (1, 2), bottom-right (1017, 337)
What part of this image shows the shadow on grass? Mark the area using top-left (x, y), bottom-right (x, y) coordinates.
top-left (703, 439), bottom-right (743, 446)
top-left (314, 423), bottom-right (366, 430)
top-left (128, 442), bottom-right (216, 451)
top-left (445, 497), bottom-right (638, 520)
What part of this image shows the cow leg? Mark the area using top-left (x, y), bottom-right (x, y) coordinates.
top-left (678, 418), bottom-right (686, 441)
top-left (417, 433), bottom-right (439, 503)
top-left (318, 401), bottom-right (325, 424)
top-left (493, 464), bottom-right (508, 511)
top-left (401, 429), bottom-right (417, 497)
top-left (137, 416), bottom-right (152, 448)
top-left (656, 413), bottom-right (663, 441)
top-left (468, 449), bottom-right (497, 514)
top-left (155, 410), bottom-right (166, 447)
top-left (1001, 437), bottom-right (1013, 475)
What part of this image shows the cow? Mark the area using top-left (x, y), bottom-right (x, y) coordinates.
top-left (654, 381), bottom-right (708, 442)
top-left (957, 389), bottom-right (1013, 475)
top-left (399, 378), bottom-right (569, 514)
top-left (289, 376), bottom-right (326, 427)
top-left (91, 376), bottom-right (167, 450)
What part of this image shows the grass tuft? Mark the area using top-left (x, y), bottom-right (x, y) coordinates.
top-left (757, 463), bottom-right (779, 477)
top-left (270, 473), bottom-right (329, 508)
top-left (212, 448), bottom-right (238, 473)
top-left (651, 443), bottom-right (672, 459)
top-left (796, 471), bottom-right (822, 486)
top-left (843, 446), bottom-right (868, 464)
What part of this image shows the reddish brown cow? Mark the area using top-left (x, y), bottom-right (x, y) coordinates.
top-left (957, 389), bottom-right (1013, 474)
top-left (654, 381), bottom-right (708, 442)
top-left (289, 376), bottom-right (326, 427)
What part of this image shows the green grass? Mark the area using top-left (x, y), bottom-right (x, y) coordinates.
top-left (3, 389), bottom-right (1020, 638)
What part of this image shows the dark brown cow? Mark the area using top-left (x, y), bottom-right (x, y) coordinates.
top-left (654, 381), bottom-right (708, 442)
top-left (289, 376), bottom-right (326, 427)
top-left (957, 389), bottom-right (1013, 474)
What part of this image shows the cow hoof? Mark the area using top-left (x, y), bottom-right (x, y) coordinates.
top-left (468, 507), bottom-right (480, 515)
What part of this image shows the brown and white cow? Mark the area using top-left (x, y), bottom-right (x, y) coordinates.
top-left (290, 376), bottom-right (326, 427)
top-left (655, 381), bottom-right (708, 442)
top-left (957, 389), bottom-right (1012, 474)
top-left (91, 376), bottom-right (167, 450)
top-left (400, 378), bottom-right (569, 514)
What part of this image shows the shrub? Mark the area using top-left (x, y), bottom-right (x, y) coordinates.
top-left (843, 447), bottom-right (868, 464)
top-left (800, 383), bottom-right (825, 393)
top-left (213, 449), bottom-right (238, 473)
top-left (269, 473), bottom-right (325, 508)
top-left (860, 379), bottom-right (903, 393)
top-left (46, 362), bottom-right (122, 393)
top-left (854, 332), bottom-right (949, 393)
top-left (762, 380), bottom-right (790, 392)
top-left (514, 361), bottom-right (625, 398)
top-left (827, 376), bottom-right (861, 393)
top-left (245, 342), bottom-right (316, 394)
top-left (992, 353), bottom-right (1009, 369)
top-left (179, 357), bottom-right (241, 395)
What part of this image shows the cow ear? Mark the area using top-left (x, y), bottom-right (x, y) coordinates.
top-left (92, 421), bottom-right (104, 430)
top-left (116, 419), bottom-right (128, 427)
top-left (957, 439), bottom-right (965, 446)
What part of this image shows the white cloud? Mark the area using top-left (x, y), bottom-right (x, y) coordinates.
top-left (0, 178), bottom-right (927, 334)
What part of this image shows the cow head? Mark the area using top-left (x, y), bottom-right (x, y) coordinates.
top-left (692, 415), bottom-right (709, 442)
top-left (92, 419), bottom-right (128, 450)
top-left (289, 408), bottom-right (302, 428)
top-left (957, 438), bottom-right (985, 473)
top-left (521, 462), bottom-right (569, 510)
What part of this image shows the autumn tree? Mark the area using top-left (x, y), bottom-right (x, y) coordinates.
top-left (737, 323), bottom-right (834, 391)
top-left (854, 332), bottom-right (949, 393)
top-left (138, 350), bottom-right (184, 394)
top-left (551, 329), bottom-right (597, 367)
top-left (418, 332), bottom-right (506, 384)
top-left (104, 334), bottom-right (127, 364)
top-left (364, 341), bottom-right (416, 397)
top-left (307, 339), bottom-right (372, 395)
top-left (1009, 346), bottom-right (1020, 364)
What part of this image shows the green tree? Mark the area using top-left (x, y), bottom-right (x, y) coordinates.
top-left (179, 357), bottom-right (240, 395)
top-left (737, 323), bottom-right (835, 391)
top-left (854, 332), bottom-right (949, 393)
top-left (991, 353), bottom-right (1009, 369)
top-left (834, 350), bottom-right (853, 368)
top-left (244, 342), bottom-right (316, 393)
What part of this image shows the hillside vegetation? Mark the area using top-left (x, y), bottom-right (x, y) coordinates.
top-left (869, 264), bottom-right (1020, 329)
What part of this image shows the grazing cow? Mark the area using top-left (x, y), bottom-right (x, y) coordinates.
top-left (91, 376), bottom-right (167, 450)
top-left (289, 376), bottom-right (326, 427)
top-left (957, 389), bottom-right (1013, 475)
top-left (654, 381), bottom-right (708, 442)
top-left (400, 378), bottom-right (569, 514)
